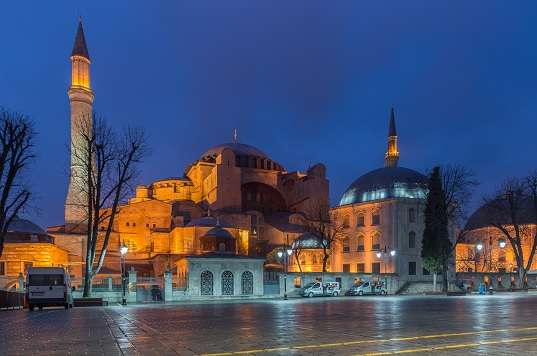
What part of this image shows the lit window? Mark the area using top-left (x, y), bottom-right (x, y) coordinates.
top-left (343, 264), bottom-right (350, 272)
top-left (0, 262), bottom-right (5, 275)
top-left (371, 233), bottom-right (380, 251)
top-left (342, 238), bottom-right (350, 253)
top-left (343, 216), bottom-right (350, 228)
top-left (357, 263), bottom-right (365, 273)
top-left (356, 214), bottom-right (365, 227)
top-left (126, 222), bottom-right (130, 227)
top-left (357, 235), bottom-right (365, 251)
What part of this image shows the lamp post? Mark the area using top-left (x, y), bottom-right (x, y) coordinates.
top-left (120, 244), bottom-right (128, 306)
top-left (376, 247), bottom-right (396, 290)
top-left (278, 244), bottom-right (293, 300)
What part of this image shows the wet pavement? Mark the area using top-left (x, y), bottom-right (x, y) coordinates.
top-left (2, 293), bottom-right (537, 355)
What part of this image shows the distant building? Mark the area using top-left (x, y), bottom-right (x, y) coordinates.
top-left (456, 199), bottom-right (537, 274)
top-left (0, 218), bottom-right (69, 289)
top-left (329, 109), bottom-right (432, 278)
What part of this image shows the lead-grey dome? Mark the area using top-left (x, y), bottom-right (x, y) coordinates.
top-left (465, 198), bottom-right (536, 231)
top-left (203, 226), bottom-right (235, 239)
top-left (292, 232), bottom-right (327, 250)
top-left (339, 166), bottom-right (427, 206)
top-left (201, 143), bottom-right (268, 159)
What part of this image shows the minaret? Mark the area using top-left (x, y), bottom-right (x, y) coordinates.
top-left (384, 107), bottom-right (399, 167)
top-left (65, 19), bottom-right (94, 226)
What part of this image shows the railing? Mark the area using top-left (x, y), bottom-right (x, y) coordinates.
top-left (0, 290), bottom-right (25, 310)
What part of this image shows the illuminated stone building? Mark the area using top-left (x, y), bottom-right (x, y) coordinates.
top-left (329, 109), bottom-right (431, 277)
top-left (0, 218), bottom-right (69, 289)
top-left (456, 200), bottom-right (537, 274)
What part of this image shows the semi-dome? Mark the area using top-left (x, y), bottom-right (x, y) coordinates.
top-left (339, 166), bottom-right (427, 206)
top-left (201, 143), bottom-right (268, 160)
top-left (292, 232), bottom-right (327, 250)
top-left (8, 217), bottom-right (46, 235)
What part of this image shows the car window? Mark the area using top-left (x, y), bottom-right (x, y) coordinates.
top-left (29, 274), bottom-right (64, 286)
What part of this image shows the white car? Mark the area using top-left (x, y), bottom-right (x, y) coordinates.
top-left (26, 267), bottom-right (74, 310)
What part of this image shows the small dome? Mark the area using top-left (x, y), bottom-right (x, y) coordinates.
top-left (186, 216), bottom-right (231, 228)
top-left (292, 232), bottom-right (327, 250)
top-left (201, 143), bottom-right (268, 159)
top-left (339, 166), bottom-right (427, 206)
top-left (7, 218), bottom-right (46, 235)
top-left (465, 198), bottom-right (536, 231)
top-left (203, 226), bottom-right (235, 239)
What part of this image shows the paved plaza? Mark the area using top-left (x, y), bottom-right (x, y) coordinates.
top-left (2, 293), bottom-right (537, 355)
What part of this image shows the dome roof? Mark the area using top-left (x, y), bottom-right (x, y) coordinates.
top-left (202, 226), bottom-right (235, 239)
top-left (201, 143), bottom-right (268, 159)
top-left (339, 166), bottom-right (427, 206)
top-left (186, 216), bottom-right (231, 228)
top-left (7, 217), bottom-right (46, 235)
top-left (465, 198), bottom-right (536, 231)
top-left (292, 232), bottom-right (327, 250)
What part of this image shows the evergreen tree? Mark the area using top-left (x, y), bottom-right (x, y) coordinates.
top-left (421, 166), bottom-right (452, 292)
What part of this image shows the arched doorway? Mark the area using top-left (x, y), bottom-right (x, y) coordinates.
top-left (200, 271), bottom-right (213, 296)
top-left (221, 271), bottom-right (234, 295)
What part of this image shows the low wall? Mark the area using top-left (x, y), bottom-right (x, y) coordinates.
top-left (280, 272), bottom-right (411, 297)
top-left (456, 272), bottom-right (537, 290)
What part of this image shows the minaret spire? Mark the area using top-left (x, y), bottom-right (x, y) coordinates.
top-left (232, 128), bottom-right (238, 144)
top-left (384, 107), bottom-right (400, 167)
top-left (65, 19), bottom-right (94, 227)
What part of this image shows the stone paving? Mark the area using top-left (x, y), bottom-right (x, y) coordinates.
top-left (2, 293), bottom-right (537, 355)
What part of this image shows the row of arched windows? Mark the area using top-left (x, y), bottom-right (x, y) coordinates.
top-left (342, 208), bottom-right (417, 228)
top-left (200, 270), bottom-right (254, 296)
top-left (341, 231), bottom-right (418, 252)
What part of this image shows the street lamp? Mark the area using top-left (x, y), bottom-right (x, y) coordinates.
top-left (120, 245), bottom-right (128, 306)
top-left (390, 249), bottom-right (396, 257)
top-left (278, 245), bottom-right (293, 300)
top-left (499, 239), bottom-right (506, 249)
top-left (476, 241), bottom-right (483, 251)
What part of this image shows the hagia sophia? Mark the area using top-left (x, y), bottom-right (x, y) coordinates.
top-left (0, 20), bottom-right (535, 295)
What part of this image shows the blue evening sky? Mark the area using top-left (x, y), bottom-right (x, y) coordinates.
top-left (1, 1), bottom-right (536, 227)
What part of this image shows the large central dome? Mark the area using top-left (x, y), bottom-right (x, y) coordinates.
top-left (200, 143), bottom-right (268, 159)
top-left (339, 166), bottom-right (427, 206)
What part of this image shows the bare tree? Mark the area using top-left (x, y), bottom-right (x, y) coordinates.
top-left (484, 175), bottom-right (537, 287)
top-left (71, 114), bottom-right (146, 297)
top-left (302, 203), bottom-right (346, 273)
top-left (0, 109), bottom-right (34, 257)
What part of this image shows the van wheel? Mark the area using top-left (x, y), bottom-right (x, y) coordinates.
top-left (29, 304), bottom-right (34, 311)
top-left (38, 306), bottom-right (43, 311)
top-left (381, 290), bottom-right (387, 295)
top-left (64, 303), bottom-right (69, 310)
top-left (308, 292), bottom-right (313, 298)
top-left (358, 291), bottom-right (363, 296)
top-left (69, 303), bottom-right (73, 309)
top-left (333, 291), bottom-right (339, 297)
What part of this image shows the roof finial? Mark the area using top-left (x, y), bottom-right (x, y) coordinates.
top-left (385, 107), bottom-right (399, 167)
top-left (232, 128), bottom-right (238, 144)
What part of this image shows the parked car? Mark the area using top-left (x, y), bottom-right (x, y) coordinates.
top-left (26, 267), bottom-right (74, 311)
top-left (301, 281), bottom-right (341, 297)
top-left (346, 281), bottom-right (387, 296)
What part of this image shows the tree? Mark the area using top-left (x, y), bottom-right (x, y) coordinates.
top-left (71, 114), bottom-right (146, 297)
top-left (0, 109), bottom-right (34, 258)
top-left (484, 174), bottom-right (537, 288)
top-left (422, 167), bottom-right (452, 292)
top-left (303, 203), bottom-right (345, 273)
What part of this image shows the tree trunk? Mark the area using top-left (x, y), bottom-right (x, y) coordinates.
top-left (518, 269), bottom-right (526, 289)
top-left (433, 273), bottom-right (437, 292)
top-left (442, 260), bottom-right (449, 293)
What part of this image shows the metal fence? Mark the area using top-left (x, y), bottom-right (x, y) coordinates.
top-left (0, 290), bottom-right (25, 310)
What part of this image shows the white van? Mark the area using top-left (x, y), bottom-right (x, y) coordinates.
top-left (301, 281), bottom-right (341, 297)
top-left (26, 267), bottom-right (73, 310)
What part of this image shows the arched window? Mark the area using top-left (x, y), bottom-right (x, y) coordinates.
top-left (218, 242), bottom-right (226, 252)
top-left (371, 233), bottom-right (380, 251)
top-left (342, 237), bottom-right (350, 253)
top-left (409, 231), bottom-right (416, 248)
top-left (312, 254), bottom-right (317, 264)
top-left (409, 208), bottom-right (416, 223)
top-left (356, 213), bottom-right (365, 227)
top-left (357, 235), bottom-right (365, 251)
top-left (200, 271), bottom-right (213, 296)
top-left (222, 271), bottom-right (234, 295)
top-left (343, 215), bottom-right (350, 228)
top-left (241, 271), bottom-right (253, 295)
top-left (372, 212), bottom-right (380, 226)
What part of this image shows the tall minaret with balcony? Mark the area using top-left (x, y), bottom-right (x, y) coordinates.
top-left (384, 107), bottom-right (399, 167)
top-left (65, 19), bottom-right (94, 226)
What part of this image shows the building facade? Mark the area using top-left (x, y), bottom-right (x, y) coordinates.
top-left (329, 109), bottom-right (431, 278)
